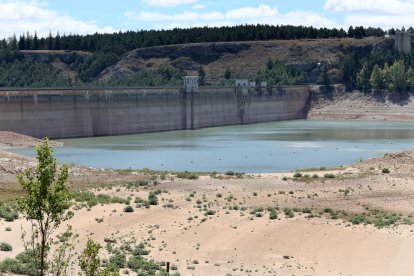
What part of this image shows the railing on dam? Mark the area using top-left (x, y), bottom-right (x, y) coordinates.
top-left (0, 85), bottom-right (309, 97)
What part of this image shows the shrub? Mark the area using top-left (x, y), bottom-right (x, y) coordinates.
top-left (293, 172), bottom-right (302, 178)
top-left (351, 214), bottom-right (367, 225)
top-left (225, 171), bottom-right (235, 176)
top-left (131, 243), bottom-right (150, 256)
top-left (123, 206), bottom-right (134, 213)
top-left (382, 168), bottom-right (390, 174)
top-left (204, 210), bottom-right (216, 216)
top-left (269, 210), bottom-right (278, 220)
top-left (302, 208), bottom-right (312, 214)
top-left (109, 251), bottom-right (126, 269)
top-left (0, 203), bottom-right (19, 222)
top-left (0, 242), bottom-right (12, 251)
top-left (176, 171), bottom-right (199, 179)
top-left (324, 173), bottom-right (335, 178)
top-left (5, 227), bottom-right (11, 231)
top-left (0, 250), bottom-right (37, 275)
top-left (148, 192), bottom-right (158, 205)
top-left (283, 208), bottom-right (294, 218)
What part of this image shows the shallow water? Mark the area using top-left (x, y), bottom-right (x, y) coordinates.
top-left (12, 120), bottom-right (414, 173)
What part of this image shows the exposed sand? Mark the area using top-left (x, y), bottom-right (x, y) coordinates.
top-left (1, 150), bottom-right (414, 275)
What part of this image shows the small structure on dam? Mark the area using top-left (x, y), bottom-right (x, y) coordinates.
top-left (395, 32), bottom-right (414, 54)
top-left (183, 76), bottom-right (199, 91)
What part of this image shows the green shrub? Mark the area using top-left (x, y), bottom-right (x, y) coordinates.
top-left (0, 242), bottom-right (12, 251)
top-left (0, 250), bottom-right (37, 275)
top-left (0, 203), bottom-right (19, 221)
top-left (269, 210), bottom-right (278, 220)
top-left (123, 206), bottom-right (134, 213)
top-left (293, 172), bottom-right (302, 178)
top-left (127, 255), bottom-right (159, 273)
top-left (382, 168), bottom-right (390, 174)
top-left (324, 173), bottom-right (335, 178)
top-left (283, 208), bottom-right (295, 218)
top-left (204, 210), bottom-right (216, 216)
top-left (148, 192), bottom-right (158, 205)
top-left (351, 214), bottom-right (367, 225)
top-left (132, 243), bottom-right (150, 256)
top-left (109, 250), bottom-right (126, 269)
top-left (176, 171), bottom-right (199, 179)
top-left (302, 208), bottom-right (312, 214)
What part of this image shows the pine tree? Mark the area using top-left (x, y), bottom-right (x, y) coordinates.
top-left (406, 66), bottom-right (414, 91)
top-left (389, 60), bottom-right (407, 93)
top-left (356, 61), bottom-right (370, 91)
top-left (369, 64), bottom-right (382, 90)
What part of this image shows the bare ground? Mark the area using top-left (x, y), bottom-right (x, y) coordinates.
top-left (308, 90), bottom-right (414, 121)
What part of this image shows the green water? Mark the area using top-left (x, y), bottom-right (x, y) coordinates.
top-left (12, 120), bottom-right (414, 173)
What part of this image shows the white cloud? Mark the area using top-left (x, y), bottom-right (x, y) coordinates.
top-left (0, 1), bottom-right (115, 38)
top-left (192, 4), bottom-right (205, 10)
top-left (142, 0), bottom-right (197, 7)
top-left (324, 0), bottom-right (414, 28)
top-left (125, 4), bottom-right (336, 29)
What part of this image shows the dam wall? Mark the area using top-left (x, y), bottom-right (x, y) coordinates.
top-left (0, 86), bottom-right (309, 138)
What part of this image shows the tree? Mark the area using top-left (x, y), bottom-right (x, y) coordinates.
top-left (381, 63), bottom-right (391, 89)
top-left (320, 62), bottom-right (330, 86)
top-left (18, 138), bottom-right (72, 276)
top-left (356, 61), bottom-right (370, 91)
top-left (198, 66), bottom-right (205, 85)
top-left (224, 68), bottom-right (231, 79)
top-left (389, 60), bottom-right (407, 93)
top-left (79, 239), bottom-right (119, 276)
top-left (406, 66), bottom-right (414, 91)
top-left (370, 64), bottom-right (382, 90)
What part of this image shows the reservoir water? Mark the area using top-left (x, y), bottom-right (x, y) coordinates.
top-left (12, 120), bottom-right (414, 173)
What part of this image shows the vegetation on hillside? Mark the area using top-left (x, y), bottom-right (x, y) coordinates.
top-left (338, 49), bottom-right (414, 93)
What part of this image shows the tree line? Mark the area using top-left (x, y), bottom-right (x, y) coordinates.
top-left (0, 25), bottom-right (392, 53)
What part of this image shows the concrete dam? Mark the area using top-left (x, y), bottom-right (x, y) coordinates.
top-left (0, 86), bottom-right (310, 139)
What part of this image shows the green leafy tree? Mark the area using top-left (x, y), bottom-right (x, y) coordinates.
top-left (389, 60), bottom-right (407, 93)
top-left (369, 64), bottom-right (382, 90)
top-left (406, 66), bottom-right (414, 91)
top-left (356, 61), bottom-right (370, 91)
top-left (18, 138), bottom-right (72, 276)
top-left (79, 239), bottom-right (119, 276)
top-left (381, 63), bottom-right (391, 89)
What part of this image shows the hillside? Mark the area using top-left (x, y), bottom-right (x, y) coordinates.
top-left (99, 37), bottom-right (386, 85)
top-left (0, 36), bottom-right (391, 88)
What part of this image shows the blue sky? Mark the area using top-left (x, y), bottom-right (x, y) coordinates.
top-left (0, 0), bottom-right (412, 38)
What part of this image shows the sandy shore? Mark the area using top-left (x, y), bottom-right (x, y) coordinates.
top-left (308, 90), bottom-right (414, 121)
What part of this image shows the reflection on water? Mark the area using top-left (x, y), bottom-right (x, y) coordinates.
top-left (12, 120), bottom-right (414, 173)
